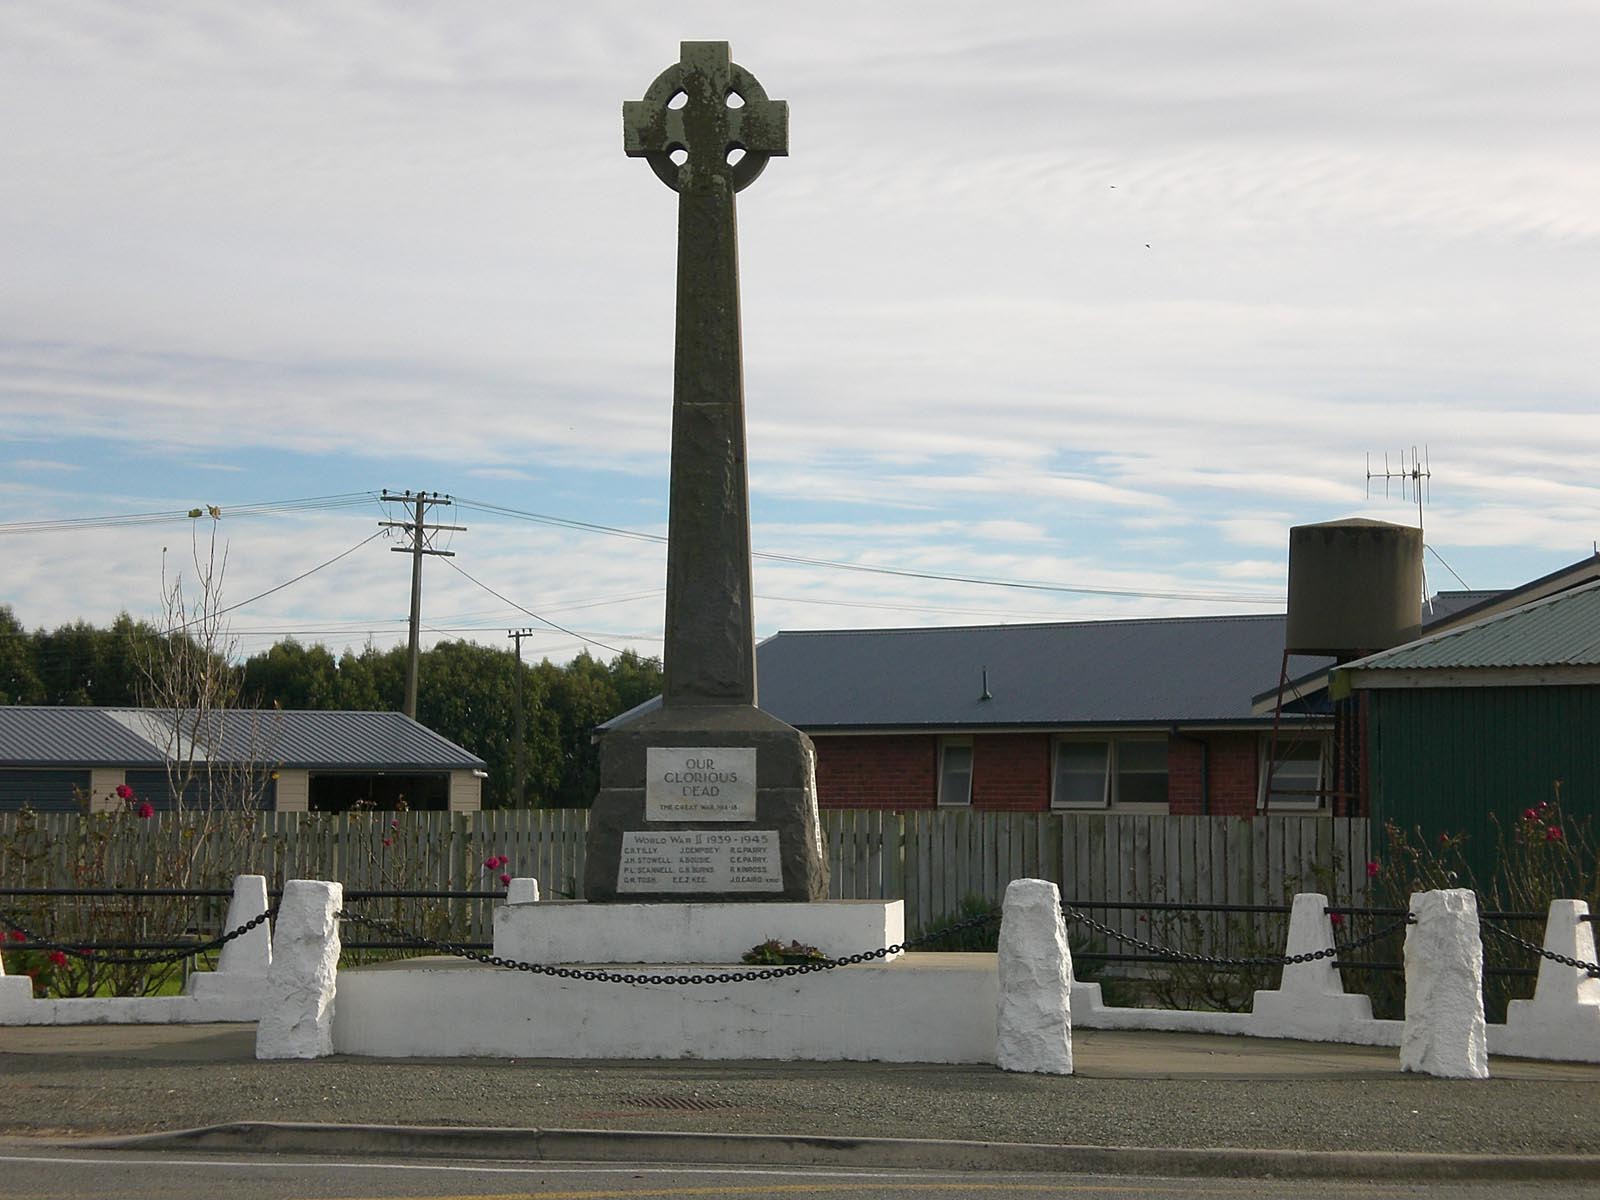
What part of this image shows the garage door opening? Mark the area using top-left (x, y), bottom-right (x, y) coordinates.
top-left (308, 773), bottom-right (449, 812)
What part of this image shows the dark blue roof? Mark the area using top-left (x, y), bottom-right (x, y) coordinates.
top-left (753, 615), bottom-right (1328, 729)
top-left (604, 613), bottom-right (1332, 732)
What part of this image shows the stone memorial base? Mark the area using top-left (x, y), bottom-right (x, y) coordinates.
top-left (585, 704), bottom-right (828, 902)
top-left (494, 899), bottom-right (903, 964)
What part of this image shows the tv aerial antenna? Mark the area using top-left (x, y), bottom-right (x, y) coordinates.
top-left (1365, 444), bottom-right (1467, 607)
top-left (1366, 444), bottom-right (1431, 531)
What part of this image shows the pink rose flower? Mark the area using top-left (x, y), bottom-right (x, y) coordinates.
top-left (7, 929), bottom-right (25, 943)
top-left (499, 873), bottom-right (512, 886)
top-left (1547, 826), bottom-right (1565, 842)
top-left (1365, 861), bottom-right (1380, 878)
top-left (381, 837), bottom-right (392, 847)
top-left (136, 802), bottom-right (155, 819)
top-left (114, 783), bottom-right (134, 800)
top-left (1329, 911), bottom-right (1345, 927)
top-left (48, 950), bottom-right (68, 968)
top-left (1524, 808), bottom-right (1539, 821)
top-left (484, 856), bottom-right (498, 870)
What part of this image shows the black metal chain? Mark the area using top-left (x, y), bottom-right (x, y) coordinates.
top-left (0, 907), bottom-right (277, 968)
top-left (1059, 903), bottom-right (1415, 969)
top-left (1481, 920), bottom-right (1600, 977)
top-left (334, 907), bottom-right (1001, 986)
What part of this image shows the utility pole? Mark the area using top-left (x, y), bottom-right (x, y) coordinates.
top-left (379, 490), bottom-right (466, 719)
top-left (507, 627), bottom-right (536, 807)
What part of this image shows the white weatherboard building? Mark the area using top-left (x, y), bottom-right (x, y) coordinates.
top-left (0, 707), bottom-right (486, 813)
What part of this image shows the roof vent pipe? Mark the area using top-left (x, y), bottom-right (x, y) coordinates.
top-left (980, 668), bottom-right (992, 702)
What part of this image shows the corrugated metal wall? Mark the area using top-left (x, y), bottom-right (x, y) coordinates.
top-left (0, 769), bottom-right (91, 812)
top-left (1369, 684), bottom-right (1600, 875)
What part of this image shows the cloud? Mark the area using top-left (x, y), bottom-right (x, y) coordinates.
top-left (1, 2), bottom-right (1595, 657)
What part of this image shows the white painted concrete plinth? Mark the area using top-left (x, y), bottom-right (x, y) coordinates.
top-left (996, 879), bottom-right (1072, 1074)
top-left (1401, 888), bottom-right (1489, 1078)
top-left (1496, 900), bottom-right (1600, 1063)
top-left (1251, 892), bottom-right (1380, 1043)
top-left (493, 899), bottom-right (904, 965)
top-left (334, 953), bottom-right (996, 1062)
top-left (186, 874), bottom-right (270, 1010)
top-left (256, 879), bottom-right (342, 1060)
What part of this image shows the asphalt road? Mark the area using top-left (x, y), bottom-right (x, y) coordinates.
top-left (5, 1150), bottom-right (1600, 1200)
top-left (3, 1025), bottom-right (1600, 1160)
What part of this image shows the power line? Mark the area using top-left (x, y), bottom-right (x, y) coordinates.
top-left (453, 494), bottom-right (1284, 605)
top-left (202, 529), bottom-right (388, 625)
top-left (0, 492), bottom-right (379, 536)
top-left (440, 557), bottom-right (629, 657)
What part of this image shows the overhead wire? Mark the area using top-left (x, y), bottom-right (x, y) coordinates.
top-left (0, 492), bottom-right (379, 537)
top-left (438, 557), bottom-right (630, 657)
top-left (453, 494), bottom-right (1284, 605)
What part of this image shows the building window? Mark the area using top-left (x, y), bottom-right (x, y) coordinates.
top-left (1052, 739), bottom-right (1109, 808)
top-left (1116, 740), bottom-right (1169, 807)
top-left (1052, 738), bottom-right (1167, 810)
top-left (937, 737), bottom-right (973, 806)
top-left (1259, 735), bottom-right (1328, 810)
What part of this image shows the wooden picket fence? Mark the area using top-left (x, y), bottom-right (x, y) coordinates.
top-left (1, 809), bottom-right (1367, 947)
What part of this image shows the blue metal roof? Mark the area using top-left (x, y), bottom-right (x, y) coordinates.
top-left (0, 707), bottom-right (485, 770)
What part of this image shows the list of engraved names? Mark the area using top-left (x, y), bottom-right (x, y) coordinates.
top-left (618, 829), bottom-right (782, 893)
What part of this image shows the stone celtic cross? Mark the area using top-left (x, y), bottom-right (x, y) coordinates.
top-left (624, 41), bottom-right (787, 708)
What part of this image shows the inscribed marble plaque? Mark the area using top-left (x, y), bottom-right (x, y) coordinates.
top-left (645, 747), bottom-right (757, 821)
top-left (617, 829), bottom-right (783, 893)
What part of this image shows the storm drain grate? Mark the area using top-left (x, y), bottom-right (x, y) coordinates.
top-left (624, 1093), bottom-right (738, 1112)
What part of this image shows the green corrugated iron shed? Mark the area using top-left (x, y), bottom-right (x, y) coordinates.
top-left (1334, 579), bottom-right (1600, 879)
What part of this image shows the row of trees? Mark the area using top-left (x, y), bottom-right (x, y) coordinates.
top-left (0, 605), bottom-right (662, 809)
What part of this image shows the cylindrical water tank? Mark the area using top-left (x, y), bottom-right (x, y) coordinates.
top-left (1285, 519), bottom-right (1423, 657)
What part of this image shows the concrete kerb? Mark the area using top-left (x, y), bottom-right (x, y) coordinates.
top-left (68, 1121), bottom-right (1600, 1183)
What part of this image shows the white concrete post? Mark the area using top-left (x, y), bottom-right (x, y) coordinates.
top-left (216, 875), bottom-right (272, 975)
top-left (186, 874), bottom-right (272, 1005)
top-left (1249, 893), bottom-right (1375, 1040)
top-left (996, 878), bottom-right (1073, 1074)
top-left (255, 880), bottom-right (342, 1060)
top-left (506, 877), bottom-right (541, 904)
top-left (1500, 900), bottom-right (1600, 1062)
top-left (1400, 888), bottom-right (1488, 1078)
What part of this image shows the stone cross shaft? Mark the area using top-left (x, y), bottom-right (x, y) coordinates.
top-left (624, 41), bottom-right (788, 707)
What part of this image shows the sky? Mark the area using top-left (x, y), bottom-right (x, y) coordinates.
top-left (3, 2), bottom-right (1598, 668)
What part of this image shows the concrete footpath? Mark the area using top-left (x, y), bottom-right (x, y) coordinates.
top-left (2, 1023), bottom-right (1600, 1180)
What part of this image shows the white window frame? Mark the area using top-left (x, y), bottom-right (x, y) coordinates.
top-left (1051, 737), bottom-right (1169, 812)
top-left (1050, 738), bottom-right (1111, 809)
top-left (937, 736), bottom-right (974, 807)
top-left (1258, 734), bottom-right (1329, 811)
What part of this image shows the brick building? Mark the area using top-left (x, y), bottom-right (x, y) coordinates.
top-left (608, 556), bottom-right (1600, 818)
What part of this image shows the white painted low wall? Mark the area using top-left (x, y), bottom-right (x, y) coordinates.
top-left (0, 992), bottom-right (262, 1025)
top-left (0, 875), bottom-right (272, 1027)
top-left (333, 954), bottom-right (998, 1063)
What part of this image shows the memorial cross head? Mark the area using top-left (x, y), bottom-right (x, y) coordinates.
top-left (624, 41), bottom-right (788, 193)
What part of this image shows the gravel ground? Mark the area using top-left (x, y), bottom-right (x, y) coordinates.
top-left (2, 1025), bottom-right (1598, 1157)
